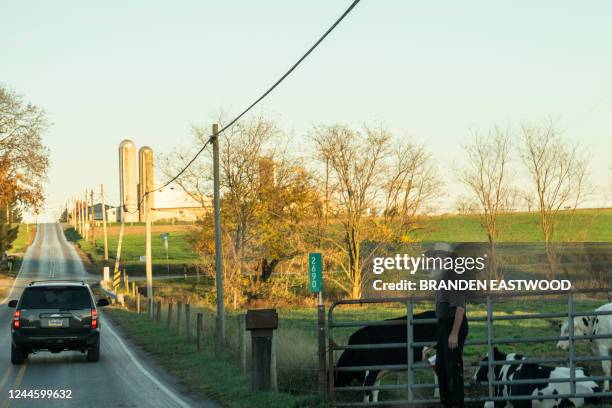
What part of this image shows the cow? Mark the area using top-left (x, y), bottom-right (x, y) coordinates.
top-left (473, 347), bottom-right (601, 408)
top-left (334, 310), bottom-right (437, 402)
top-left (422, 345), bottom-right (440, 398)
top-left (557, 302), bottom-right (612, 391)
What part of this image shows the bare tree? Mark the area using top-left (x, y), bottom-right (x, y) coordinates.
top-left (313, 124), bottom-right (440, 299)
top-left (519, 123), bottom-right (588, 278)
top-left (383, 142), bottom-right (441, 239)
top-left (460, 127), bottom-right (514, 279)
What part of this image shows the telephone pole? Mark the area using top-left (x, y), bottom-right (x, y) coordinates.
top-left (145, 189), bottom-right (153, 316)
top-left (90, 189), bottom-right (96, 247)
top-left (213, 123), bottom-right (225, 352)
top-left (72, 199), bottom-right (77, 229)
top-left (83, 190), bottom-right (89, 241)
top-left (101, 184), bottom-right (109, 262)
top-left (78, 199), bottom-right (83, 235)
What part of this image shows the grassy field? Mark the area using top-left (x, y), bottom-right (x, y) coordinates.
top-left (414, 208), bottom-right (612, 242)
top-left (64, 224), bottom-right (199, 276)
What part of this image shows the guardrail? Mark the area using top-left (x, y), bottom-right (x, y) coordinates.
top-left (328, 288), bottom-right (612, 406)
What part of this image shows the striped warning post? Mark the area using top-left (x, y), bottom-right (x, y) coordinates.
top-left (113, 269), bottom-right (122, 291)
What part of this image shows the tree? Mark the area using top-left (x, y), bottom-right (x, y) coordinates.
top-left (519, 123), bottom-right (588, 278)
top-left (313, 124), bottom-right (440, 299)
top-left (460, 127), bottom-right (515, 279)
top-left (0, 86), bottom-right (49, 212)
top-left (166, 117), bottom-right (318, 306)
top-left (0, 85), bottom-right (49, 259)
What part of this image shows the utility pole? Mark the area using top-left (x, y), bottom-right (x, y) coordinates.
top-left (72, 200), bottom-right (76, 229)
top-left (90, 189), bottom-right (96, 247)
top-left (212, 123), bottom-right (225, 352)
top-left (145, 189), bottom-right (153, 317)
top-left (77, 199), bottom-right (82, 234)
top-left (101, 184), bottom-right (109, 262)
top-left (83, 190), bottom-right (89, 241)
top-left (75, 200), bottom-right (79, 233)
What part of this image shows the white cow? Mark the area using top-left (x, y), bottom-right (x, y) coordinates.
top-left (557, 302), bottom-right (612, 391)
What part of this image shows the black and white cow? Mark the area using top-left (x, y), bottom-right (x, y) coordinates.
top-left (557, 302), bottom-right (612, 391)
top-left (474, 347), bottom-right (601, 408)
top-left (334, 310), bottom-right (437, 402)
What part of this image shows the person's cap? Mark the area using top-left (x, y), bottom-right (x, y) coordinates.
top-left (424, 242), bottom-right (454, 256)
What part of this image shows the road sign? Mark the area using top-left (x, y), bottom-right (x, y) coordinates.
top-left (160, 233), bottom-right (170, 273)
top-left (308, 253), bottom-right (322, 293)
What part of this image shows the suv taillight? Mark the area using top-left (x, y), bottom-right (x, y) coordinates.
top-left (13, 310), bottom-right (20, 329)
top-left (91, 309), bottom-right (98, 329)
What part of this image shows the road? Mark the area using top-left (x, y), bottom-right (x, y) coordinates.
top-left (0, 223), bottom-right (212, 408)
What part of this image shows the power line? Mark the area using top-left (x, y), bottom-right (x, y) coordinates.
top-left (123, 0), bottom-right (361, 214)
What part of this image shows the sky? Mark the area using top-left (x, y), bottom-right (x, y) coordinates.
top-left (2, 1), bottom-right (611, 222)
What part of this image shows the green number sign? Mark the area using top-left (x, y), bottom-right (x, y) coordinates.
top-left (309, 252), bottom-right (322, 293)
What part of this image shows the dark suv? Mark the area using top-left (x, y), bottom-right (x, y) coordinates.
top-left (7, 281), bottom-right (109, 364)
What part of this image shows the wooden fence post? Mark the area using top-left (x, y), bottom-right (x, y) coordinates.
top-left (167, 303), bottom-right (173, 329)
top-left (271, 335), bottom-right (278, 391)
top-left (185, 304), bottom-right (191, 339)
top-left (238, 314), bottom-right (247, 375)
top-left (136, 292), bottom-right (141, 314)
top-left (156, 301), bottom-right (162, 323)
top-left (176, 301), bottom-right (183, 335)
top-left (318, 303), bottom-right (327, 398)
top-left (196, 313), bottom-right (203, 352)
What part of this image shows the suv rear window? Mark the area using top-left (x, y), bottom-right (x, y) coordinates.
top-left (20, 287), bottom-right (93, 310)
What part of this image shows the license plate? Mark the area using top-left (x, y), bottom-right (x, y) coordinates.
top-left (46, 318), bottom-right (65, 328)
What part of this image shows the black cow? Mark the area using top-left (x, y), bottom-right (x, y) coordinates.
top-left (473, 347), bottom-right (601, 408)
top-left (334, 310), bottom-right (438, 402)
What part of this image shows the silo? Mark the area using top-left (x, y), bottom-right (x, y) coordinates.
top-left (138, 146), bottom-right (154, 222)
top-left (118, 140), bottom-right (139, 222)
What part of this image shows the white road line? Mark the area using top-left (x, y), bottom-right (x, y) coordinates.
top-left (102, 318), bottom-right (192, 408)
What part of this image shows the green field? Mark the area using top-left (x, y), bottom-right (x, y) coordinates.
top-left (414, 208), bottom-right (612, 242)
top-left (64, 225), bottom-right (199, 276)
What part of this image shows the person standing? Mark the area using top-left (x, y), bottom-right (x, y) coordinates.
top-left (427, 243), bottom-right (469, 408)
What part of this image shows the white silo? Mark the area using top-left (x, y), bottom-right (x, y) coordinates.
top-left (119, 140), bottom-right (139, 222)
top-left (138, 146), bottom-right (154, 222)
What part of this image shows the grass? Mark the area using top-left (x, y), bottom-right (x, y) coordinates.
top-left (105, 307), bottom-right (325, 408)
top-left (413, 208), bottom-right (612, 242)
top-left (10, 223), bottom-right (36, 254)
top-left (1, 224), bottom-right (36, 299)
top-left (64, 224), bottom-right (198, 276)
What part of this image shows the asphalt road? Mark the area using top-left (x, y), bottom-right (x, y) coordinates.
top-left (0, 223), bottom-right (213, 408)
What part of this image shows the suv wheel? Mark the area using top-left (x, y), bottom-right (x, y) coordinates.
top-left (87, 340), bottom-right (100, 362)
top-left (11, 344), bottom-right (26, 365)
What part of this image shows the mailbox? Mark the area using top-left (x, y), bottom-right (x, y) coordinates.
top-left (245, 309), bottom-right (278, 391)
top-left (245, 309), bottom-right (278, 337)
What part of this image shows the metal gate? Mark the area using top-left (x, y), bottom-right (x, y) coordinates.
top-left (328, 288), bottom-right (612, 406)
